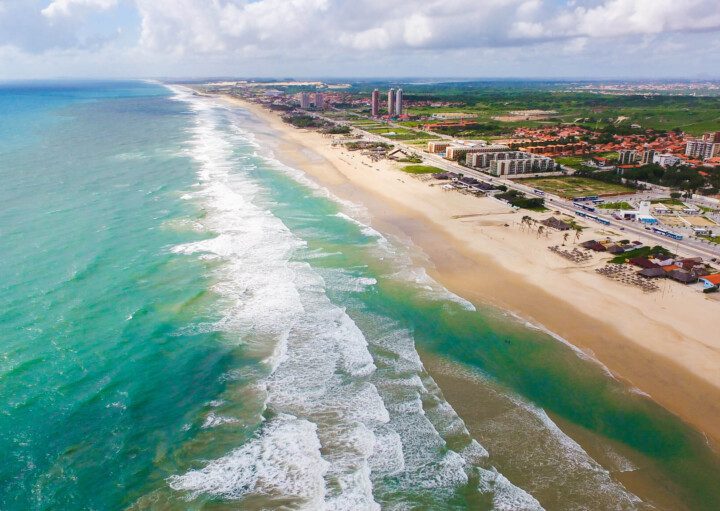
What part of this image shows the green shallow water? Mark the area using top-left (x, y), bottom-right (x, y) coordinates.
top-left (1, 82), bottom-right (719, 510)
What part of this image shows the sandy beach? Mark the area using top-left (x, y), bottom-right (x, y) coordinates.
top-left (213, 92), bottom-right (720, 448)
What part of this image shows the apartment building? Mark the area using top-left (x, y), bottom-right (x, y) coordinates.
top-left (618, 149), bottom-right (637, 165)
top-left (371, 89), bottom-right (379, 117)
top-left (445, 143), bottom-right (508, 161)
top-left (489, 156), bottom-right (555, 176)
top-left (685, 138), bottom-right (720, 160)
top-left (466, 150), bottom-right (526, 168)
top-left (641, 148), bottom-right (655, 165)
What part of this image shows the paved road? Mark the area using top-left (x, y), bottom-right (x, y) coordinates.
top-left (316, 111), bottom-right (720, 261)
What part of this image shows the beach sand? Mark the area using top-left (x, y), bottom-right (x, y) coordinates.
top-left (214, 93), bottom-right (720, 450)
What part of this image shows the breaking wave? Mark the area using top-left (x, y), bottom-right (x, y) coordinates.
top-left (164, 86), bottom-right (540, 509)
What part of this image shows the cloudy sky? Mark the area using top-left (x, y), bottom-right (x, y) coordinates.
top-left (1, 0), bottom-right (720, 80)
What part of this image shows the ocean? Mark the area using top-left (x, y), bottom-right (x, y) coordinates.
top-left (1, 81), bottom-right (719, 510)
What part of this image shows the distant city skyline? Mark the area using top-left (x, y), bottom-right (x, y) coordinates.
top-left (1, 1), bottom-right (720, 80)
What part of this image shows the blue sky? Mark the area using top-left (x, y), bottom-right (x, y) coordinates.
top-left (1, 0), bottom-right (720, 79)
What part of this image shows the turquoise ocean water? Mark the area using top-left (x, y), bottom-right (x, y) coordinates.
top-left (1, 81), bottom-right (719, 510)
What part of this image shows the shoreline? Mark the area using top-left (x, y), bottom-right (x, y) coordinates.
top-left (209, 91), bottom-right (720, 448)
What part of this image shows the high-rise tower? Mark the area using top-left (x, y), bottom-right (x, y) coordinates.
top-left (299, 92), bottom-right (311, 109)
top-left (371, 89), bottom-right (379, 116)
top-left (395, 88), bottom-right (403, 116)
top-left (387, 88), bottom-right (395, 116)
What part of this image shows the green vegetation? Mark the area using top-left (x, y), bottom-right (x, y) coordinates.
top-left (427, 121), bottom-right (508, 137)
top-left (520, 176), bottom-right (634, 198)
top-left (322, 125), bottom-right (351, 135)
top-left (266, 81), bottom-right (720, 139)
top-left (401, 165), bottom-right (443, 174)
top-left (623, 164), bottom-right (709, 192)
top-left (555, 156), bottom-right (588, 168)
top-left (347, 81), bottom-right (720, 135)
top-left (345, 141), bottom-right (392, 151)
top-left (495, 189), bottom-right (546, 210)
top-left (366, 127), bottom-right (434, 140)
top-left (567, 219), bottom-right (585, 231)
top-left (283, 114), bottom-right (326, 129)
top-left (397, 155), bottom-right (423, 163)
top-left (703, 236), bottom-right (720, 244)
top-left (597, 151), bottom-right (620, 160)
top-left (651, 198), bottom-right (686, 206)
top-left (598, 201), bottom-right (634, 210)
top-left (610, 245), bottom-right (672, 264)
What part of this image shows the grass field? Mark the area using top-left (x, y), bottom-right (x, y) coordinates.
top-left (651, 198), bottom-right (685, 206)
top-left (555, 156), bottom-right (588, 168)
top-left (598, 201), bottom-right (633, 210)
top-left (610, 245), bottom-right (672, 264)
top-left (401, 165), bottom-right (443, 174)
top-left (363, 126), bottom-right (434, 140)
top-left (520, 177), bottom-right (634, 198)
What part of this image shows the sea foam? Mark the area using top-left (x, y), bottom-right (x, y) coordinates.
top-left (167, 88), bottom-right (386, 509)
top-left (165, 86), bottom-right (543, 510)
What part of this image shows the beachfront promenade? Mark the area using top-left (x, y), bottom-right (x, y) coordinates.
top-left (315, 111), bottom-right (720, 262)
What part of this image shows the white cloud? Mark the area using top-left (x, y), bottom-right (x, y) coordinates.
top-left (0, 0), bottom-right (719, 78)
top-left (42, 0), bottom-right (118, 19)
top-left (403, 14), bottom-right (433, 47)
top-left (339, 27), bottom-right (392, 51)
top-left (529, 0), bottom-right (720, 40)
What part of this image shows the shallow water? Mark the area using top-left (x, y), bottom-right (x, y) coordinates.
top-left (1, 81), bottom-right (719, 510)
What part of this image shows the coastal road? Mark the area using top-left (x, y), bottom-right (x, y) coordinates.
top-left (314, 111), bottom-right (720, 261)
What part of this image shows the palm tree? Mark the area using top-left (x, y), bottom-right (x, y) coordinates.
top-left (537, 225), bottom-right (545, 238)
top-left (520, 215), bottom-right (531, 231)
top-left (563, 232), bottom-right (570, 245)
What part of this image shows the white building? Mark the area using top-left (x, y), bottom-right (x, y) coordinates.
top-left (444, 142), bottom-right (496, 161)
top-left (466, 148), bottom-right (522, 168)
top-left (685, 139), bottom-right (720, 160)
top-left (636, 200), bottom-right (658, 224)
top-left (653, 153), bottom-right (682, 167)
top-left (618, 149), bottom-right (637, 165)
top-left (488, 156), bottom-right (555, 176)
top-left (641, 148), bottom-right (655, 165)
top-left (619, 200), bottom-right (658, 224)
top-left (387, 88), bottom-right (395, 116)
top-left (395, 88), bottom-right (403, 116)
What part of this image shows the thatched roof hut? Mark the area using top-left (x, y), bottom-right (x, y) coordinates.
top-left (581, 240), bottom-right (606, 252)
top-left (541, 217), bottom-right (571, 231)
top-left (638, 267), bottom-right (666, 278)
top-left (629, 257), bottom-right (659, 269)
top-left (668, 270), bottom-right (698, 284)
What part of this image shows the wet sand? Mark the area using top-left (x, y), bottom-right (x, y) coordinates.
top-left (208, 92), bottom-right (720, 448)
